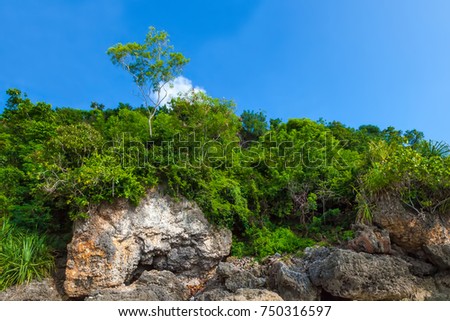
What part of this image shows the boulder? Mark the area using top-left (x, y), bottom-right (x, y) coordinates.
top-left (423, 244), bottom-right (450, 270)
top-left (432, 272), bottom-right (450, 300)
top-left (404, 256), bottom-right (438, 277)
top-left (216, 262), bottom-right (265, 292)
top-left (267, 260), bottom-right (319, 301)
top-left (86, 270), bottom-right (190, 301)
top-left (196, 288), bottom-right (283, 301)
top-left (415, 272), bottom-right (450, 301)
top-left (305, 247), bottom-right (428, 300)
top-left (0, 278), bottom-right (63, 301)
top-left (64, 189), bottom-right (232, 297)
top-left (194, 259), bottom-right (278, 301)
top-left (347, 224), bottom-right (391, 254)
top-left (372, 194), bottom-right (450, 253)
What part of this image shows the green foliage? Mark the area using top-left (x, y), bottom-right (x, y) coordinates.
top-left (240, 110), bottom-right (268, 141)
top-left (341, 230), bottom-right (355, 241)
top-left (43, 153), bottom-right (151, 220)
top-left (230, 237), bottom-right (247, 257)
top-left (107, 26), bottom-right (190, 137)
top-left (0, 219), bottom-right (54, 290)
top-left (355, 190), bottom-right (372, 224)
top-left (419, 140), bottom-right (450, 158)
top-left (360, 139), bottom-right (450, 216)
top-left (107, 26), bottom-right (189, 91)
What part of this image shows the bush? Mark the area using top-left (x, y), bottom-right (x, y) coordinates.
top-left (0, 219), bottom-right (54, 290)
top-left (248, 227), bottom-right (315, 259)
top-left (230, 237), bottom-right (249, 257)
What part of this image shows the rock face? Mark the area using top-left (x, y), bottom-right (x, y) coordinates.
top-left (267, 260), bottom-right (319, 301)
top-left (64, 189), bottom-right (232, 297)
top-left (347, 224), bottom-right (391, 254)
top-left (372, 194), bottom-right (450, 254)
top-left (423, 244), bottom-right (450, 270)
top-left (305, 247), bottom-right (429, 300)
top-left (431, 272), bottom-right (450, 300)
top-left (194, 259), bottom-right (282, 301)
top-left (0, 278), bottom-right (63, 301)
top-left (216, 262), bottom-right (265, 292)
top-left (57, 190), bottom-right (449, 300)
top-left (86, 270), bottom-right (190, 301)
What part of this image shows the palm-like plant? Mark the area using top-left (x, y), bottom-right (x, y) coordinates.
top-left (419, 140), bottom-right (450, 158)
top-left (0, 219), bottom-right (54, 291)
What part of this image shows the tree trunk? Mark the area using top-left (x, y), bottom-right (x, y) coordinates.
top-left (148, 116), bottom-right (153, 138)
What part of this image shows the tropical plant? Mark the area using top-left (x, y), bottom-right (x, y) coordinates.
top-left (0, 220), bottom-right (54, 290)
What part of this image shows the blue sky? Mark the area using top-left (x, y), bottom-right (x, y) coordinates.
top-left (1, 0), bottom-right (449, 142)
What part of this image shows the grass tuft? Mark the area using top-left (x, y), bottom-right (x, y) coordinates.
top-left (0, 218), bottom-right (54, 291)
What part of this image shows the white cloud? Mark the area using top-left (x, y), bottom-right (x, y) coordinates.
top-left (150, 76), bottom-right (205, 106)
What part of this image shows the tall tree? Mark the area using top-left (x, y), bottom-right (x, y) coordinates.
top-left (107, 26), bottom-right (189, 137)
top-left (240, 110), bottom-right (268, 141)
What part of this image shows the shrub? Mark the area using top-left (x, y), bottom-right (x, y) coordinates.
top-left (230, 237), bottom-right (249, 257)
top-left (0, 220), bottom-right (54, 291)
top-left (248, 227), bottom-right (315, 259)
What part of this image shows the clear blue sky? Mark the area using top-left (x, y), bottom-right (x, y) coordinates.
top-left (1, 0), bottom-right (449, 143)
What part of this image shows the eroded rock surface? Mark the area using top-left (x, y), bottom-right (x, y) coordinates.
top-left (64, 189), bottom-right (232, 297)
top-left (216, 262), bottom-right (266, 292)
top-left (196, 288), bottom-right (282, 301)
top-left (347, 224), bottom-right (391, 254)
top-left (305, 247), bottom-right (429, 300)
top-left (86, 270), bottom-right (190, 301)
top-left (193, 258), bottom-right (282, 301)
top-left (423, 244), bottom-right (450, 270)
top-left (372, 194), bottom-right (450, 253)
top-left (0, 278), bottom-right (63, 301)
top-left (267, 260), bottom-right (319, 301)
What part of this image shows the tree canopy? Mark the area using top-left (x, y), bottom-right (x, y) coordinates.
top-left (107, 26), bottom-right (190, 137)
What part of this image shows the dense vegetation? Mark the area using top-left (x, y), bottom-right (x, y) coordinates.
top-left (1, 27), bottom-right (450, 288)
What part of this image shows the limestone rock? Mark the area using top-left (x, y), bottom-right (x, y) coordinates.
top-left (372, 194), bottom-right (450, 253)
top-left (196, 288), bottom-right (283, 301)
top-left (423, 244), bottom-right (450, 270)
top-left (305, 247), bottom-right (426, 300)
top-left (432, 272), bottom-right (450, 300)
top-left (65, 189), bottom-right (232, 297)
top-left (0, 278), bottom-right (63, 301)
top-left (404, 256), bottom-right (438, 277)
top-left (86, 270), bottom-right (190, 301)
top-left (347, 224), bottom-right (391, 254)
top-left (194, 259), bottom-right (278, 301)
top-left (216, 262), bottom-right (265, 292)
top-left (267, 260), bottom-right (319, 301)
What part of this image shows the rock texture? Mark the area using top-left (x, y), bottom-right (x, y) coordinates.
top-left (10, 190), bottom-right (444, 301)
top-left (305, 247), bottom-right (429, 300)
top-left (64, 189), bottom-right (232, 297)
top-left (347, 224), bottom-right (391, 254)
top-left (216, 262), bottom-right (265, 292)
top-left (423, 244), bottom-right (450, 270)
top-left (196, 288), bottom-right (283, 301)
top-left (431, 272), bottom-right (450, 300)
top-left (0, 278), bottom-right (63, 301)
top-left (194, 258), bottom-right (282, 301)
top-left (267, 260), bottom-right (319, 301)
top-left (86, 270), bottom-right (190, 301)
top-left (372, 194), bottom-right (450, 253)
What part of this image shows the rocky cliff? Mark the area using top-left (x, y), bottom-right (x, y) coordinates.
top-left (64, 188), bottom-right (232, 298)
top-left (2, 189), bottom-right (449, 301)
top-left (372, 193), bottom-right (450, 260)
